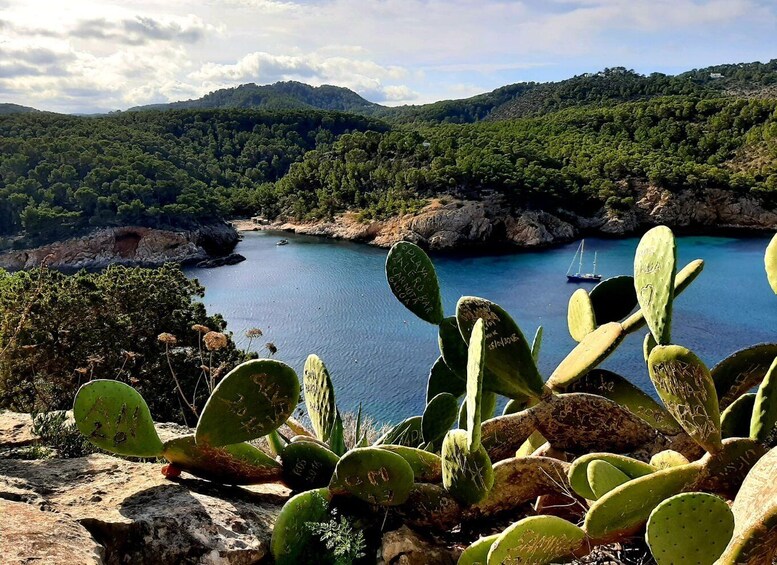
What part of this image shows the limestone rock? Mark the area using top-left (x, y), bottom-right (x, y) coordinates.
top-left (1, 498), bottom-right (104, 564)
top-left (0, 454), bottom-right (289, 564)
top-left (0, 411), bottom-right (36, 448)
top-left (0, 222), bottom-right (239, 271)
top-left (378, 526), bottom-right (460, 565)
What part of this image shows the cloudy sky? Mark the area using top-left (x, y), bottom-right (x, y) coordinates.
top-left (1, 0), bottom-right (776, 113)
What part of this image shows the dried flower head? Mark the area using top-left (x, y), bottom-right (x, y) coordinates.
top-left (74, 367), bottom-right (88, 375)
top-left (203, 331), bottom-right (228, 351)
top-left (245, 327), bottom-right (263, 338)
top-left (192, 324), bottom-right (210, 334)
top-left (199, 365), bottom-right (211, 373)
top-left (265, 342), bottom-right (278, 355)
top-left (157, 333), bottom-right (177, 346)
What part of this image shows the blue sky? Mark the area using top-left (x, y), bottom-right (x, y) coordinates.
top-left (1, 0), bottom-right (776, 113)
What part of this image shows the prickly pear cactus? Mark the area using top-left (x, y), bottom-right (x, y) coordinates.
top-left (565, 368), bottom-right (681, 434)
top-left (465, 319), bottom-right (486, 450)
top-left (376, 445), bottom-right (442, 483)
top-left (648, 345), bottom-right (722, 454)
top-left (426, 356), bottom-right (465, 403)
top-left (303, 354), bottom-right (337, 441)
top-left (587, 459), bottom-right (632, 500)
top-left (547, 322), bottom-right (624, 390)
top-left (650, 450), bottom-right (689, 470)
top-left (622, 258), bottom-right (704, 335)
top-left (721, 393), bottom-right (756, 439)
top-left (422, 392), bottom-right (458, 445)
top-left (438, 316), bottom-right (469, 380)
top-left (375, 415), bottom-right (424, 447)
top-left (751, 355), bottom-right (777, 442)
top-left (486, 515), bottom-right (586, 565)
top-left (441, 429), bottom-right (494, 506)
top-left (281, 439), bottom-right (339, 491)
top-left (394, 483), bottom-right (463, 531)
top-left (584, 463), bottom-right (702, 544)
top-left (766, 232), bottom-right (777, 294)
top-left (646, 492), bottom-right (734, 565)
top-left (531, 325), bottom-right (543, 363)
top-left (633, 225), bottom-right (677, 345)
top-left (589, 275), bottom-right (638, 324)
top-left (692, 437), bottom-right (768, 498)
top-left (162, 435), bottom-right (282, 485)
top-left (329, 447), bottom-right (414, 505)
top-left (73, 380), bottom-right (163, 457)
top-left (515, 429), bottom-right (546, 457)
top-left (501, 395), bottom-right (532, 416)
top-left (458, 534), bottom-right (498, 565)
top-left (385, 241), bottom-right (444, 324)
top-left (712, 343), bottom-right (777, 410)
top-left (568, 453), bottom-right (654, 500)
top-left (456, 296), bottom-right (545, 399)
top-left (270, 487), bottom-right (333, 565)
top-left (195, 359), bottom-right (299, 446)
top-left (643, 332), bottom-right (657, 362)
top-left (567, 288), bottom-right (597, 342)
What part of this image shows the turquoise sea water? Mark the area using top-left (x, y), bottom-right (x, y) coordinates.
top-left (185, 231), bottom-right (777, 424)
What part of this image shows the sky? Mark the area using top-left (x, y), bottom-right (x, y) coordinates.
top-left (1, 0), bottom-right (776, 114)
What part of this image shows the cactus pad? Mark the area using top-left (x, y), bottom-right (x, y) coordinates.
top-left (438, 316), bottom-right (469, 380)
top-left (766, 232), bottom-right (777, 294)
top-left (568, 453), bottom-right (655, 500)
top-left (456, 296), bottom-right (544, 399)
top-left (515, 430), bottom-right (546, 457)
top-left (502, 395), bottom-right (532, 416)
top-left (162, 435), bottom-right (282, 485)
top-left (375, 415), bottom-right (424, 447)
top-left (531, 325), bottom-right (543, 362)
top-left (650, 450), bottom-right (689, 470)
top-left (385, 241), bottom-right (444, 324)
top-left (584, 463), bottom-right (702, 544)
top-left (281, 439), bottom-right (339, 490)
top-left (648, 345), bottom-right (722, 454)
top-left (634, 225), bottom-right (677, 345)
top-left (472, 456), bottom-right (571, 516)
top-left (692, 437), bottom-right (768, 497)
top-left (423, 392), bottom-right (458, 445)
top-left (441, 429), bottom-right (494, 505)
top-left (377, 445), bottom-right (442, 483)
top-left (567, 288), bottom-right (597, 342)
top-left (720, 393), bottom-right (756, 439)
top-left (589, 275), bottom-right (638, 324)
top-left (73, 380), bottom-right (163, 457)
top-left (196, 359), bottom-right (299, 446)
top-left (458, 534), bottom-right (498, 565)
top-left (270, 487), bottom-right (332, 565)
top-left (487, 515), bottom-right (586, 565)
top-left (643, 332), bottom-right (657, 362)
top-left (751, 354), bottom-right (777, 442)
top-left (329, 447), bottom-right (414, 506)
top-left (646, 492), bottom-right (734, 565)
top-left (547, 322), bottom-right (625, 390)
top-left (587, 460), bottom-right (632, 499)
top-left (426, 356), bottom-right (465, 403)
top-left (712, 343), bottom-right (777, 410)
top-left (466, 318), bottom-right (486, 450)
top-left (302, 354), bottom-right (337, 441)
top-left (481, 409), bottom-right (537, 462)
top-left (566, 369), bottom-right (681, 434)
top-left (395, 483), bottom-right (463, 531)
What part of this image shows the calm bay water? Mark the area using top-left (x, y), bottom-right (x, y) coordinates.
top-left (185, 231), bottom-right (776, 424)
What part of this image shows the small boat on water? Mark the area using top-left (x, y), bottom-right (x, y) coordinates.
top-left (566, 240), bottom-right (601, 282)
top-left (276, 239), bottom-right (289, 246)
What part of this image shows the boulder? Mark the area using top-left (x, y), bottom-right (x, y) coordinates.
top-left (0, 454), bottom-right (289, 564)
top-left (378, 525), bottom-right (460, 565)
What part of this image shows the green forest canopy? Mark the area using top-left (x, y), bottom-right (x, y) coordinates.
top-left (2, 64), bottom-right (777, 247)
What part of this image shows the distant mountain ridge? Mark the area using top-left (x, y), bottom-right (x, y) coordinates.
top-left (0, 103), bottom-right (39, 115)
top-left (128, 81), bottom-right (378, 113)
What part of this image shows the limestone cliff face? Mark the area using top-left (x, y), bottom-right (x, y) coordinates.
top-left (0, 223), bottom-right (239, 271)
top-left (269, 185), bottom-right (776, 250)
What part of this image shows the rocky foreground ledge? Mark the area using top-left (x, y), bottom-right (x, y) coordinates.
top-left (247, 184), bottom-right (777, 251)
top-left (0, 222), bottom-right (239, 271)
top-left (0, 412), bottom-right (457, 564)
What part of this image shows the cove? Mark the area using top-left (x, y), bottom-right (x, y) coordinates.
top-left (185, 231), bottom-right (776, 424)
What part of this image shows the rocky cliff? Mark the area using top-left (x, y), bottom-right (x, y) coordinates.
top-left (0, 223), bottom-right (239, 271)
top-left (263, 184), bottom-right (777, 250)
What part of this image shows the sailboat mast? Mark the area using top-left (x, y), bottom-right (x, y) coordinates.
top-left (578, 240), bottom-right (584, 274)
top-left (593, 251), bottom-right (598, 274)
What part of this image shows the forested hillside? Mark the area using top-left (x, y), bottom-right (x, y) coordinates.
top-left (2, 62), bottom-right (777, 249)
top-left (0, 110), bottom-right (385, 245)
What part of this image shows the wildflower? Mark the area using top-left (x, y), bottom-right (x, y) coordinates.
top-left (192, 324), bottom-right (210, 334)
top-left (266, 342), bottom-right (278, 355)
top-left (203, 331), bottom-right (228, 351)
top-left (245, 327), bottom-right (263, 338)
top-left (157, 333), bottom-right (177, 346)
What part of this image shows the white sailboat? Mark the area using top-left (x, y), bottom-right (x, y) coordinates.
top-left (566, 240), bottom-right (602, 282)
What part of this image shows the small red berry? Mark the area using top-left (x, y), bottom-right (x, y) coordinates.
top-left (161, 464), bottom-right (181, 478)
